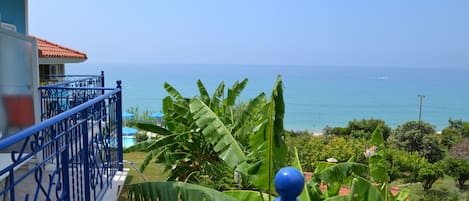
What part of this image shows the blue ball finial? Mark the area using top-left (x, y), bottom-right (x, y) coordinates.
top-left (274, 167), bottom-right (304, 201)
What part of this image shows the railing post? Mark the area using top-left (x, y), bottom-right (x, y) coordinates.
top-left (274, 167), bottom-right (304, 201)
top-left (61, 127), bottom-right (70, 201)
top-left (101, 70), bottom-right (105, 95)
top-left (82, 121), bottom-right (91, 201)
top-left (116, 80), bottom-right (123, 171)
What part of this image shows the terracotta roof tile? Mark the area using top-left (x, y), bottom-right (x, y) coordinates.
top-left (31, 36), bottom-right (87, 59)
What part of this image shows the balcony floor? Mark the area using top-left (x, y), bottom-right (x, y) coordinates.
top-left (1, 163), bottom-right (128, 201)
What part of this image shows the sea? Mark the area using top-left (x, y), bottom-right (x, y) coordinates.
top-left (67, 64), bottom-right (469, 132)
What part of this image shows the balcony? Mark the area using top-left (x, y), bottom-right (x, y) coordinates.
top-left (0, 72), bottom-right (125, 201)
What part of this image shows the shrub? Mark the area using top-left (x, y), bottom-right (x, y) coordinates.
top-left (347, 118), bottom-right (391, 140)
top-left (135, 133), bottom-right (148, 143)
top-left (387, 148), bottom-right (427, 182)
top-left (418, 161), bottom-right (445, 191)
top-left (463, 122), bottom-right (469, 137)
top-left (440, 128), bottom-right (461, 149)
top-left (421, 135), bottom-right (445, 163)
top-left (444, 157), bottom-right (469, 189)
top-left (324, 119), bottom-right (391, 140)
top-left (389, 121), bottom-right (444, 162)
top-left (286, 135), bottom-right (366, 171)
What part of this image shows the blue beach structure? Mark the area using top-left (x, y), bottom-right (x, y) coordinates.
top-left (150, 112), bottom-right (164, 118)
top-left (150, 112), bottom-right (164, 126)
top-left (122, 127), bottom-right (138, 135)
top-left (122, 112), bottom-right (135, 119)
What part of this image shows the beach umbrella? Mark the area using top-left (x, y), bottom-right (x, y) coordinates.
top-left (150, 112), bottom-right (164, 118)
top-left (122, 127), bottom-right (138, 135)
top-left (122, 112), bottom-right (134, 119)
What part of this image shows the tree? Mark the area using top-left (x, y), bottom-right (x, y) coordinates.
top-left (445, 157), bottom-right (469, 189)
top-left (285, 135), bottom-right (366, 171)
top-left (324, 118), bottom-right (391, 140)
top-left (389, 121), bottom-right (443, 162)
top-left (347, 119), bottom-right (392, 140)
top-left (447, 119), bottom-right (469, 137)
top-left (420, 135), bottom-right (445, 163)
top-left (386, 149), bottom-right (426, 182)
top-left (440, 128), bottom-right (461, 149)
top-left (417, 161), bottom-right (444, 191)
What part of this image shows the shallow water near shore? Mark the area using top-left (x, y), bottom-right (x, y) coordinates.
top-left (67, 64), bottom-right (469, 132)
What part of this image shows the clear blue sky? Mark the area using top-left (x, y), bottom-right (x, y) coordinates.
top-left (29, 0), bottom-right (469, 68)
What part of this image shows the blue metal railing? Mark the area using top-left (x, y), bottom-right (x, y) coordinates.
top-left (39, 72), bottom-right (106, 120)
top-left (40, 71), bottom-right (104, 88)
top-left (0, 81), bottom-right (123, 201)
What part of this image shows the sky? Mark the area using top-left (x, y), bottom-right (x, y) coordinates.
top-left (29, 0), bottom-right (469, 68)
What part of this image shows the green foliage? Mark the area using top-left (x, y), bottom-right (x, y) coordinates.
top-left (421, 135), bottom-right (445, 163)
top-left (324, 119), bottom-right (391, 140)
top-left (386, 147), bottom-right (444, 190)
top-left (448, 119), bottom-right (469, 137)
top-left (348, 119), bottom-right (392, 140)
top-left (128, 181), bottom-right (239, 201)
top-left (386, 149), bottom-right (427, 182)
top-left (223, 190), bottom-right (271, 201)
top-left (440, 128), bottom-right (461, 149)
top-left (306, 128), bottom-right (409, 201)
top-left (238, 75), bottom-right (288, 196)
top-left (292, 148), bottom-right (311, 201)
top-left (128, 76), bottom-right (290, 200)
top-left (369, 128), bottom-right (389, 183)
top-left (324, 126), bottom-right (349, 136)
top-left (286, 135), bottom-right (366, 171)
top-left (444, 157), bottom-right (469, 189)
top-left (189, 98), bottom-right (247, 168)
top-left (463, 122), bottom-right (469, 137)
top-left (135, 133), bottom-right (149, 143)
top-left (417, 161), bottom-right (445, 191)
top-left (389, 121), bottom-right (444, 162)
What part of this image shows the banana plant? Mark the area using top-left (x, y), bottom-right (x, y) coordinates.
top-left (304, 128), bottom-right (409, 201)
top-left (128, 76), bottom-right (289, 200)
top-left (127, 77), bottom-right (410, 201)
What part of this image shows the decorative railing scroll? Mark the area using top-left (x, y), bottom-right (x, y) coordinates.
top-left (39, 72), bottom-right (105, 120)
top-left (0, 81), bottom-right (123, 201)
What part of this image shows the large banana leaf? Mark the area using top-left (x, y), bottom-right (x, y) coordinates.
top-left (243, 75), bottom-right (288, 195)
top-left (232, 93), bottom-right (267, 147)
top-left (189, 98), bottom-right (247, 167)
top-left (368, 128), bottom-right (390, 183)
top-left (164, 82), bottom-right (185, 102)
top-left (210, 82), bottom-right (225, 112)
top-left (197, 79), bottom-right (211, 105)
top-left (309, 161), bottom-right (368, 199)
top-left (292, 147), bottom-right (311, 201)
top-left (348, 177), bottom-right (385, 201)
top-left (225, 78), bottom-right (248, 107)
top-left (224, 190), bottom-right (272, 201)
top-left (134, 122), bottom-right (172, 135)
top-left (128, 181), bottom-right (239, 201)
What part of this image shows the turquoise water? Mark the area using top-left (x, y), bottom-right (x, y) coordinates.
top-left (123, 137), bottom-right (136, 148)
top-left (67, 64), bottom-right (469, 132)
